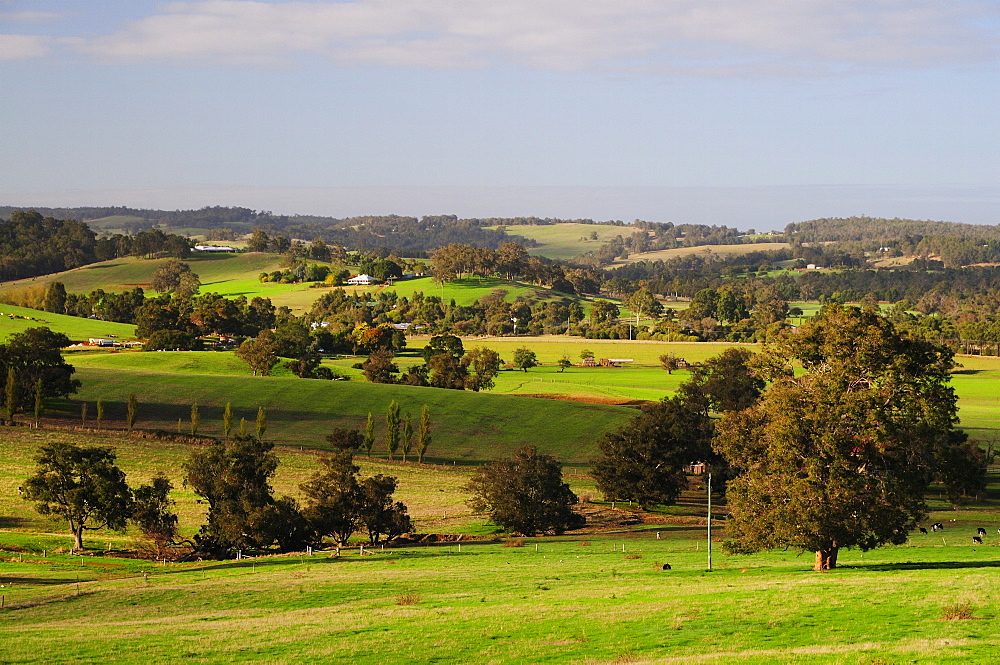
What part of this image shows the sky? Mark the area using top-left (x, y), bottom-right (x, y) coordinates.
top-left (1, 1), bottom-right (998, 230)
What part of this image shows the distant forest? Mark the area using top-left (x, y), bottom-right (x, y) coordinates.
top-left (2, 205), bottom-right (999, 277)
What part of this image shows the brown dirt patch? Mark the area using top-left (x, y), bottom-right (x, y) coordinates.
top-left (517, 393), bottom-right (652, 407)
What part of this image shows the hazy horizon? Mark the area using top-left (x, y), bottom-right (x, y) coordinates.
top-left (3, 2), bottom-right (997, 229)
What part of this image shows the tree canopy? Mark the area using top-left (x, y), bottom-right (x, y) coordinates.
top-left (184, 435), bottom-right (308, 556)
top-left (467, 446), bottom-right (584, 535)
top-left (23, 442), bottom-right (133, 550)
top-left (0, 327), bottom-right (79, 410)
top-left (714, 305), bottom-right (971, 570)
top-left (591, 396), bottom-right (713, 509)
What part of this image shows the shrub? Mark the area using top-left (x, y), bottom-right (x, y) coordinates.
top-left (941, 602), bottom-right (975, 620)
top-left (396, 592), bottom-right (421, 606)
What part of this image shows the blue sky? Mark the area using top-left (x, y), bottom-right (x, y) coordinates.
top-left (1, 1), bottom-right (997, 229)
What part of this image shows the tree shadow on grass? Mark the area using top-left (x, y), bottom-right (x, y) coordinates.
top-left (0, 575), bottom-right (79, 586)
top-left (0, 516), bottom-right (31, 529)
top-left (852, 560), bottom-right (1000, 572)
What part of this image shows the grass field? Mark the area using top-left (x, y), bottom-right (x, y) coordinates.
top-left (494, 223), bottom-right (630, 260)
top-left (614, 242), bottom-right (793, 265)
top-left (1, 420), bottom-right (998, 665)
top-left (2, 537), bottom-right (999, 663)
top-left (0, 305), bottom-right (137, 342)
top-left (0, 428), bottom-right (478, 540)
top-left (56, 351), bottom-right (634, 465)
top-left (3, 344), bottom-right (999, 662)
top-left (61, 339), bottom-right (1000, 447)
top-left (0, 252), bottom-right (299, 301)
top-left (0, 258), bottom-right (598, 314)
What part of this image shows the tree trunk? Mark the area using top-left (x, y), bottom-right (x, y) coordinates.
top-left (814, 545), bottom-right (839, 571)
top-left (73, 525), bottom-right (84, 552)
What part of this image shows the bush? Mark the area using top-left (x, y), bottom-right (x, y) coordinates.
top-left (143, 329), bottom-right (199, 351)
top-left (941, 602), bottom-right (976, 620)
top-left (467, 446), bottom-right (585, 535)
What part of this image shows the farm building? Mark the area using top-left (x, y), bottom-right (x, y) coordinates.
top-left (347, 274), bottom-right (380, 285)
top-left (193, 245), bottom-right (238, 252)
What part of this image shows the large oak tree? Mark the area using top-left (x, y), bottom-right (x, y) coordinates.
top-left (23, 443), bottom-right (133, 551)
top-left (715, 305), bottom-right (970, 570)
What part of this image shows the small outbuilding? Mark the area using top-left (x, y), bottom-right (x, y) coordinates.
top-left (193, 245), bottom-right (238, 253)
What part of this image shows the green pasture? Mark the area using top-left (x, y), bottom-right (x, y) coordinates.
top-left (360, 275), bottom-right (588, 307)
top-left (0, 304), bottom-right (136, 342)
top-left (82, 215), bottom-right (145, 230)
top-left (949, 355), bottom-right (1000, 442)
top-left (0, 253), bottom-right (290, 300)
top-left (493, 223), bottom-right (629, 260)
top-left (64, 340), bottom-right (1000, 443)
top-left (58, 358), bottom-right (633, 465)
top-left (444, 337), bottom-right (745, 366)
top-left (2, 518), bottom-right (999, 663)
top-left (0, 259), bottom-right (598, 314)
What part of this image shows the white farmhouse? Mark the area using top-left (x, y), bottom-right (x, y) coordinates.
top-left (347, 274), bottom-right (380, 286)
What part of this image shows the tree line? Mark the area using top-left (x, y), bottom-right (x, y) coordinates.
top-left (0, 210), bottom-right (193, 281)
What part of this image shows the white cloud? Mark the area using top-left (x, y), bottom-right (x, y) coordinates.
top-left (0, 34), bottom-right (51, 60)
top-left (35, 1), bottom-right (1000, 73)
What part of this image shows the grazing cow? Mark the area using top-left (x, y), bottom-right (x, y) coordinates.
top-left (919, 527), bottom-right (928, 534)
top-left (932, 522), bottom-right (944, 532)
top-left (973, 536), bottom-right (983, 545)
top-left (977, 528), bottom-right (987, 537)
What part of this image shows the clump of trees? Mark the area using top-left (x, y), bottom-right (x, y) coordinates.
top-left (150, 260), bottom-right (201, 297)
top-left (184, 434), bottom-right (310, 556)
top-left (301, 451), bottom-right (413, 546)
top-left (0, 210), bottom-right (98, 281)
top-left (0, 328), bottom-right (80, 423)
top-left (362, 334), bottom-right (503, 392)
top-left (588, 305), bottom-right (991, 571)
top-left (185, 433), bottom-right (412, 556)
top-left (591, 396), bottom-right (714, 510)
top-left (466, 446), bottom-right (584, 535)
